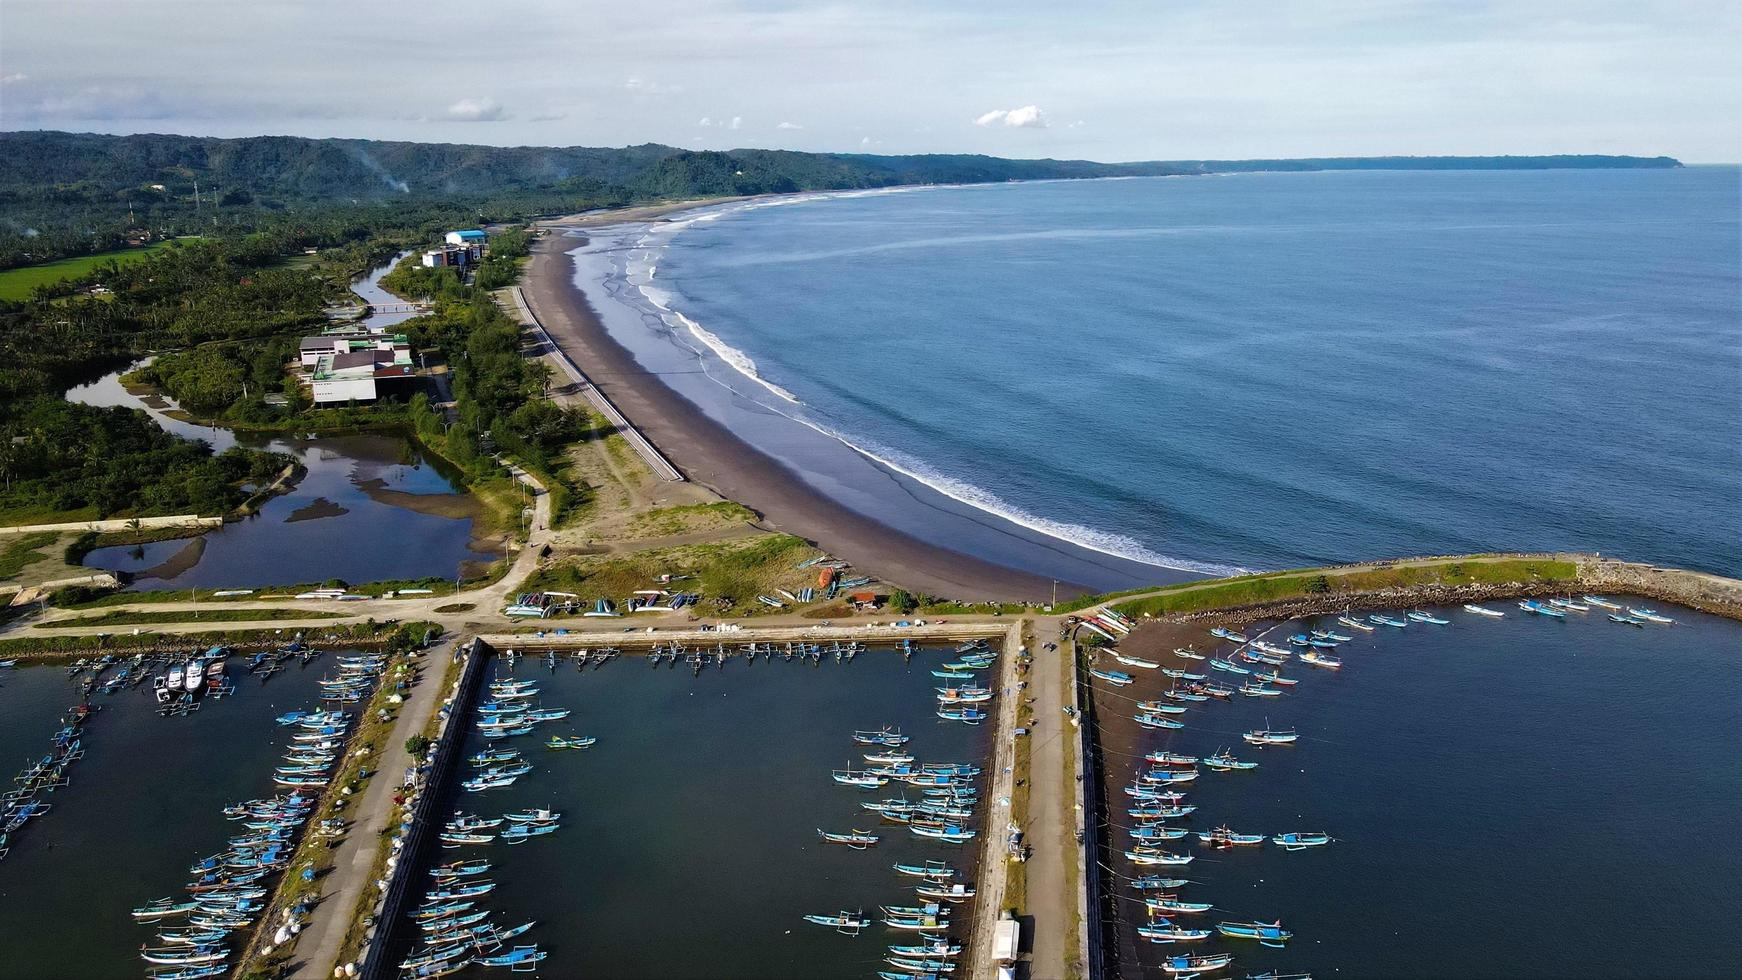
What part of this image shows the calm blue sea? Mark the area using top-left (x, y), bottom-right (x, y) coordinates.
top-left (602, 168), bottom-right (1740, 583)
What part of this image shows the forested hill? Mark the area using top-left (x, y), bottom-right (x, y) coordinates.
top-left (0, 129), bottom-right (1681, 266)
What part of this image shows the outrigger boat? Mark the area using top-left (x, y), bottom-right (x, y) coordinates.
top-left (1462, 604), bottom-right (1505, 617)
top-left (1252, 671), bottom-right (1297, 686)
top-left (803, 909), bottom-right (869, 935)
top-left (1217, 920), bottom-right (1292, 947)
top-left (1406, 610), bottom-right (1450, 625)
top-left (1609, 614), bottom-right (1648, 627)
top-left (1088, 669), bottom-right (1134, 686)
top-left (854, 728), bottom-right (910, 746)
top-left (1336, 615), bottom-right (1375, 632)
top-left (1628, 607), bottom-right (1674, 624)
top-left (1272, 832), bottom-right (1332, 850)
top-left (1583, 595), bottom-right (1622, 610)
top-left (818, 828), bottom-right (880, 849)
top-left (833, 770), bottom-right (889, 789)
top-left (1161, 953), bottom-right (1234, 974)
top-left (1548, 598), bottom-right (1589, 613)
top-left (1145, 751), bottom-right (1198, 766)
top-left (936, 707), bottom-right (986, 724)
top-left (476, 946), bottom-right (547, 969)
top-left (1208, 658), bottom-right (1250, 675)
top-left (1518, 600), bottom-right (1565, 618)
top-left (1113, 654), bottom-right (1162, 669)
top-left (916, 882), bottom-right (976, 902)
top-left (1240, 682), bottom-right (1282, 697)
top-left (1125, 850), bottom-right (1195, 866)
top-left (889, 940), bottom-right (963, 958)
top-left (1242, 728), bottom-right (1298, 746)
top-left (893, 859), bottom-right (954, 879)
top-left (1135, 713), bottom-right (1185, 730)
top-left (1172, 648), bottom-right (1206, 660)
top-left (1138, 922), bottom-right (1212, 943)
top-left (1131, 876), bottom-right (1191, 890)
top-left (1198, 827), bottom-right (1265, 847)
top-left (1209, 628), bottom-right (1248, 643)
top-left (1298, 650), bottom-right (1342, 669)
top-left (1161, 668), bottom-right (1206, 680)
top-left (910, 823), bottom-right (975, 843)
top-left (1368, 614), bottom-right (1408, 628)
top-left (1203, 750), bottom-right (1258, 771)
top-left (545, 735), bottom-right (595, 750)
top-left (1148, 896), bottom-right (1214, 914)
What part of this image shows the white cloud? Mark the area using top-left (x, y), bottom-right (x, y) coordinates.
top-left (860, 135), bottom-right (879, 146)
top-left (728, 115), bottom-right (742, 130)
top-left (0, 72), bottom-right (27, 85)
top-left (777, 121), bottom-right (804, 130)
top-left (975, 105), bottom-right (1048, 128)
top-left (444, 97), bottom-right (507, 122)
top-left (697, 116), bottom-right (713, 127)
top-left (625, 77), bottom-right (681, 95)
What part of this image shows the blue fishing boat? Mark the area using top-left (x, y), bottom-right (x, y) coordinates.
top-left (1628, 607), bottom-right (1674, 624)
top-left (1368, 614), bottom-right (1408, 628)
top-left (475, 945), bottom-right (547, 969)
top-left (1217, 920), bottom-right (1292, 947)
top-left (1406, 610), bottom-right (1450, 625)
top-left (1209, 627), bottom-right (1248, 643)
top-left (1147, 896), bottom-right (1214, 914)
top-left (1272, 831), bottom-right (1332, 850)
top-left (1089, 668), bottom-right (1134, 686)
top-left (545, 735), bottom-right (596, 750)
top-left (935, 707), bottom-right (986, 724)
top-left (893, 859), bottom-right (954, 879)
top-left (1608, 614), bottom-right (1647, 626)
top-left (1160, 953), bottom-right (1233, 973)
top-left (803, 909), bottom-right (869, 934)
top-left (931, 669), bottom-right (974, 679)
top-left (1582, 595), bottom-right (1622, 610)
top-left (1519, 600), bottom-right (1565, 618)
top-left (1137, 922), bottom-right (1212, 942)
top-left (1130, 876), bottom-right (1190, 890)
top-left (1208, 658), bottom-right (1250, 675)
top-left (1134, 713), bottom-right (1185, 730)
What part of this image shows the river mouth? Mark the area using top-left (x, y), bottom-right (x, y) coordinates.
top-left (63, 255), bottom-right (495, 591)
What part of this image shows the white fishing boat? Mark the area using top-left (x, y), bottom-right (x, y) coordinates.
top-left (1462, 604), bottom-right (1505, 617)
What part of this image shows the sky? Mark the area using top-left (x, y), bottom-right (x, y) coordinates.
top-left (1, 0), bottom-right (1737, 162)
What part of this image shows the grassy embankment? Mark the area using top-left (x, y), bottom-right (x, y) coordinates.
top-left (35, 608), bottom-right (343, 628)
top-left (0, 619), bottom-right (430, 660)
top-left (0, 240), bottom-right (184, 301)
top-left (1106, 557), bottom-right (1578, 618)
top-left (0, 532), bottom-right (60, 579)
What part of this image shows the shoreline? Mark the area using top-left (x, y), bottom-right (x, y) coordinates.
top-left (520, 231), bottom-right (1079, 601)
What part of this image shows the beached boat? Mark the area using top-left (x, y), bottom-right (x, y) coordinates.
top-left (1209, 627), bottom-right (1248, 643)
top-left (1217, 921), bottom-right (1292, 947)
top-left (1272, 832), bottom-right (1332, 850)
top-left (1089, 669), bottom-right (1134, 686)
top-left (1112, 653), bottom-right (1161, 669)
top-left (1172, 647), bottom-right (1206, 660)
top-left (1462, 604), bottom-right (1505, 617)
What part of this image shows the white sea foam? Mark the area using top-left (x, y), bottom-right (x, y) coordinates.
top-left (607, 201), bottom-right (1250, 578)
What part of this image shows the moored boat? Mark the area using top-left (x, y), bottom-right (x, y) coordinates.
top-left (1462, 604), bottom-right (1505, 617)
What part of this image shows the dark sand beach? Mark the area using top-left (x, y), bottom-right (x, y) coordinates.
top-left (521, 232), bottom-right (1078, 601)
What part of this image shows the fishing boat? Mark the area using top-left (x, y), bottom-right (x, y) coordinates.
top-left (1298, 650), bottom-right (1342, 669)
top-left (1608, 614), bottom-right (1647, 627)
top-left (818, 828), bottom-right (880, 849)
top-left (1137, 922), bottom-right (1212, 942)
top-left (1272, 832), bottom-right (1332, 850)
top-left (1135, 713), bottom-right (1185, 730)
top-left (1242, 728), bottom-right (1298, 746)
top-left (1131, 876), bottom-right (1191, 891)
top-left (936, 707), bottom-right (986, 724)
top-left (854, 728), bottom-right (909, 746)
top-left (545, 735), bottom-right (596, 750)
top-left (1252, 671), bottom-right (1298, 686)
top-left (1164, 688), bottom-right (1209, 702)
top-left (1088, 669), bottom-right (1134, 686)
top-left (1113, 654), bottom-right (1162, 669)
top-left (893, 859), bottom-right (954, 879)
top-left (1198, 827), bottom-right (1265, 847)
top-left (1368, 614), bottom-right (1408, 628)
top-left (1240, 682), bottom-right (1282, 697)
top-left (1172, 647), bottom-right (1206, 660)
top-left (833, 769), bottom-right (888, 789)
top-left (931, 669), bottom-right (974, 680)
top-left (476, 946), bottom-right (547, 969)
top-left (522, 707), bottom-right (571, 722)
top-left (1336, 615), bottom-right (1375, 632)
top-left (1313, 630), bottom-right (1353, 642)
top-left (1131, 826), bottom-right (1190, 842)
top-left (133, 897), bottom-right (199, 921)
top-left (1548, 598), bottom-right (1589, 613)
top-left (1518, 599), bottom-right (1564, 618)
top-left (1161, 668), bottom-right (1207, 681)
top-left (503, 808), bottom-right (561, 824)
top-left (1462, 604), bottom-right (1505, 617)
top-left (915, 882), bottom-right (976, 903)
top-left (884, 956), bottom-right (956, 974)
top-left (1583, 595), bottom-right (1622, 610)
top-left (889, 940), bottom-right (963, 958)
top-left (803, 910), bottom-right (869, 935)
top-left (1217, 920), bottom-right (1292, 947)
top-left (1203, 750), bottom-right (1258, 771)
top-left (1406, 610), bottom-right (1449, 625)
top-left (1628, 607), bottom-right (1674, 624)
top-left (1209, 627), bottom-right (1248, 643)
top-left (1147, 896), bottom-right (1215, 915)
top-left (1208, 658), bottom-right (1250, 675)
top-left (1128, 804), bottom-right (1197, 819)
top-left (1161, 953), bottom-right (1234, 974)
top-left (910, 823), bottom-right (975, 843)
top-left (1139, 768), bottom-right (1198, 785)
top-left (1145, 751), bottom-right (1198, 766)
top-left (1125, 850), bottom-right (1194, 866)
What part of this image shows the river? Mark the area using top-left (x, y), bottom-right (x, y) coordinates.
top-left (64, 255), bottom-right (494, 590)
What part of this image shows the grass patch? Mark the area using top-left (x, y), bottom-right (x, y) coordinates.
top-left (38, 607), bottom-right (342, 628)
top-left (625, 501), bottom-right (757, 538)
top-left (0, 240), bottom-right (185, 301)
top-left (56, 576), bottom-right (478, 609)
top-left (0, 532), bottom-right (59, 580)
top-left (525, 533), bottom-right (820, 617)
top-left (1111, 557), bottom-right (1578, 618)
top-left (0, 619), bottom-right (438, 661)
top-left (434, 602), bottom-right (476, 613)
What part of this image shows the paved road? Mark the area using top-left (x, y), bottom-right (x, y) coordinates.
top-left (1024, 619), bottom-right (1077, 979)
top-left (287, 641), bottom-right (457, 979)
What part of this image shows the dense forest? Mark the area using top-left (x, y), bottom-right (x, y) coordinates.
top-left (0, 129), bottom-right (1680, 269)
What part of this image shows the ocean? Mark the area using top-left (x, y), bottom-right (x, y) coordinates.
top-left (572, 168), bottom-right (1740, 588)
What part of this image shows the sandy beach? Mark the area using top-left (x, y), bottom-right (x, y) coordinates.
top-left (520, 231), bottom-right (1078, 601)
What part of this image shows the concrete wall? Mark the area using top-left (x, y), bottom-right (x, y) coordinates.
top-left (312, 375), bottom-right (376, 404)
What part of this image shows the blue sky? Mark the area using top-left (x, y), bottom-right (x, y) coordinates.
top-left (1, 0), bottom-right (1736, 160)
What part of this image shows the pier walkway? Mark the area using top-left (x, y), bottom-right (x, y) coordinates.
top-left (286, 640), bottom-right (457, 980)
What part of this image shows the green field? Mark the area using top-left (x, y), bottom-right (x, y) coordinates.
top-left (0, 240), bottom-right (185, 301)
